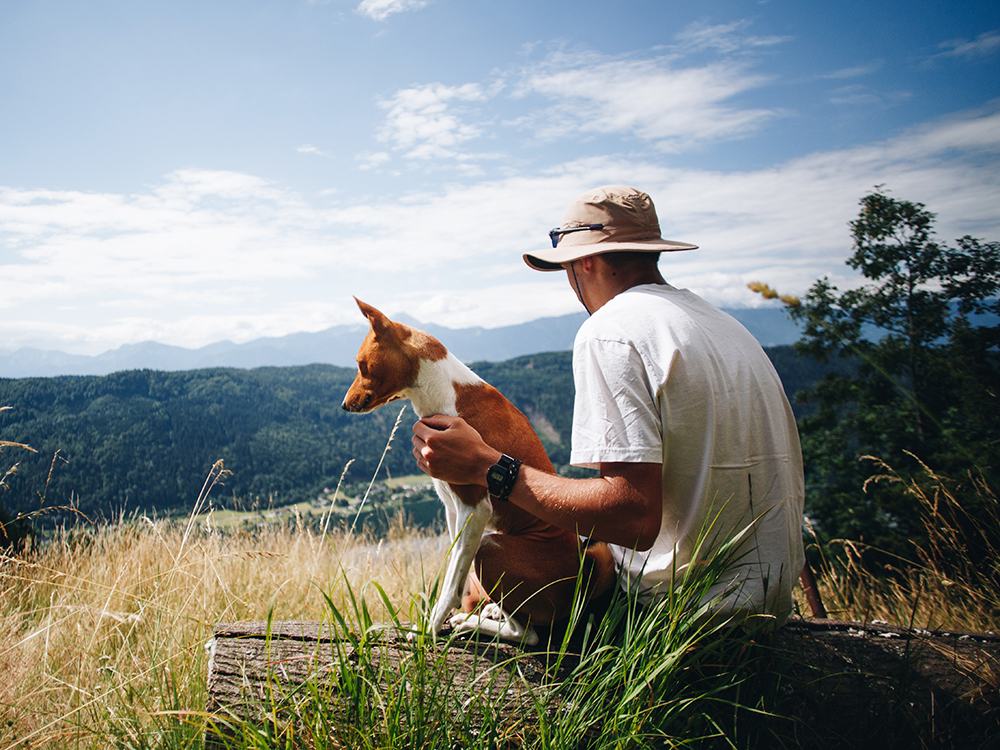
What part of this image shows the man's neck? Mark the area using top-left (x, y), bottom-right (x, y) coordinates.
top-left (605, 267), bottom-right (666, 299)
top-left (586, 258), bottom-right (667, 313)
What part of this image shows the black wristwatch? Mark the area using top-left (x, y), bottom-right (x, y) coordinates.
top-left (486, 454), bottom-right (521, 502)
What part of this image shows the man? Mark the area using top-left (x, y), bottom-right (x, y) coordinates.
top-left (412, 185), bottom-right (805, 628)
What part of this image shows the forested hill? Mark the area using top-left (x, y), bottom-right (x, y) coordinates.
top-left (0, 347), bottom-right (833, 526)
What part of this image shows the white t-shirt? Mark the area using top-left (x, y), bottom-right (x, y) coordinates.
top-left (571, 284), bottom-right (805, 626)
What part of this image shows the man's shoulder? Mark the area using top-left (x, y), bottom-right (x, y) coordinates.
top-left (577, 285), bottom-right (767, 364)
top-left (580, 285), bottom-right (710, 337)
top-left (573, 288), bottom-right (684, 367)
top-left (608, 284), bottom-right (712, 316)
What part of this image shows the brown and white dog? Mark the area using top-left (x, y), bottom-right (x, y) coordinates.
top-left (342, 299), bottom-right (615, 644)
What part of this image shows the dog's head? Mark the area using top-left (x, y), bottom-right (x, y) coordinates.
top-left (341, 298), bottom-right (446, 414)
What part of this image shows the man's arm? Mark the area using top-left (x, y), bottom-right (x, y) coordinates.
top-left (412, 414), bottom-right (662, 551)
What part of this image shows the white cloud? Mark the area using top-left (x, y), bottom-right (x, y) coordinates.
top-left (356, 151), bottom-right (392, 170)
top-left (2, 106), bottom-right (998, 353)
top-left (934, 30), bottom-right (1000, 61)
top-left (672, 20), bottom-right (791, 54)
top-left (370, 35), bottom-right (785, 170)
top-left (376, 83), bottom-right (489, 161)
top-left (403, 279), bottom-right (579, 327)
top-left (822, 61), bottom-right (883, 79)
top-left (827, 85), bottom-right (912, 107)
top-left (0, 170), bottom-right (330, 317)
top-left (298, 144), bottom-right (336, 159)
top-left (513, 51), bottom-right (778, 152)
top-left (356, 0), bottom-right (429, 22)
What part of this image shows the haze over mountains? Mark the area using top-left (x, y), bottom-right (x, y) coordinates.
top-left (0, 308), bottom-right (800, 378)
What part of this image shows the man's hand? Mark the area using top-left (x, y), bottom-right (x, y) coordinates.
top-left (411, 415), bottom-right (501, 487)
top-left (412, 415), bottom-right (662, 550)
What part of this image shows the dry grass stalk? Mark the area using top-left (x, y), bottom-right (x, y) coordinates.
top-left (0, 507), bottom-right (445, 749)
top-left (810, 454), bottom-right (1000, 633)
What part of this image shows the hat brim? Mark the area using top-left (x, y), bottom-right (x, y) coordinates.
top-left (524, 238), bottom-right (699, 272)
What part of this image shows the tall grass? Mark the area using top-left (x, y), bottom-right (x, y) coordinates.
top-left (531, 527), bottom-right (790, 749)
top-left (812, 454), bottom-right (1000, 634)
top-left (3, 430), bottom-right (996, 747)
top-left (2, 460), bottom-right (792, 749)
top-left (201, 499), bottom-right (793, 750)
top-left (206, 580), bottom-right (537, 749)
top-left (0, 464), bottom-right (447, 749)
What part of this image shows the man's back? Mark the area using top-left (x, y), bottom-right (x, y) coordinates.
top-left (570, 283), bottom-right (805, 624)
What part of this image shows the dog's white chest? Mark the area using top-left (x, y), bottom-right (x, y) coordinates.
top-left (405, 355), bottom-right (482, 420)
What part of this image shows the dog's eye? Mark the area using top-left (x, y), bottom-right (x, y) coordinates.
top-left (358, 360), bottom-right (368, 377)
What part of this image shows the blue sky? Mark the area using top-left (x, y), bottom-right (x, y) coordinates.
top-left (1, 0), bottom-right (998, 356)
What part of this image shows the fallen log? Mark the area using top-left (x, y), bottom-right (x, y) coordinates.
top-left (204, 619), bottom-right (567, 748)
top-left (204, 618), bottom-right (999, 748)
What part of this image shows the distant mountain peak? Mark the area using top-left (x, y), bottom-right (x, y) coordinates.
top-left (0, 308), bottom-right (800, 379)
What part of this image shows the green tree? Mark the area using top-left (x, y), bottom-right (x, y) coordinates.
top-left (761, 189), bottom-right (1000, 557)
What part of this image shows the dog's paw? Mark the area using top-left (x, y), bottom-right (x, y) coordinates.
top-left (449, 610), bottom-right (488, 631)
top-left (448, 602), bottom-right (503, 632)
top-left (407, 626), bottom-right (453, 644)
top-left (448, 611), bottom-right (490, 639)
top-left (478, 602), bottom-right (505, 622)
top-left (448, 608), bottom-right (539, 646)
top-left (448, 611), bottom-right (472, 629)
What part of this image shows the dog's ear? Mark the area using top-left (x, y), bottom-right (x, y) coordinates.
top-left (354, 297), bottom-right (394, 337)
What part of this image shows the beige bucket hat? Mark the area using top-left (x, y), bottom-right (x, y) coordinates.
top-left (524, 185), bottom-right (698, 271)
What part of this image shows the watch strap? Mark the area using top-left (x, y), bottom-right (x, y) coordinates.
top-left (486, 454), bottom-right (521, 502)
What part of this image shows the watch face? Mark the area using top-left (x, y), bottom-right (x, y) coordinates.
top-left (487, 467), bottom-right (504, 487)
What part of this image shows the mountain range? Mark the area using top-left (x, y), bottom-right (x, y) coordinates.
top-left (0, 307), bottom-right (801, 378)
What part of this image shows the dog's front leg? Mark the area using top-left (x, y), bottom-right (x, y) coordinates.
top-left (429, 497), bottom-right (490, 636)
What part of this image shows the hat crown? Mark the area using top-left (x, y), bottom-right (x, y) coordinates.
top-left (560, 185), bottom-right (661, 246)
